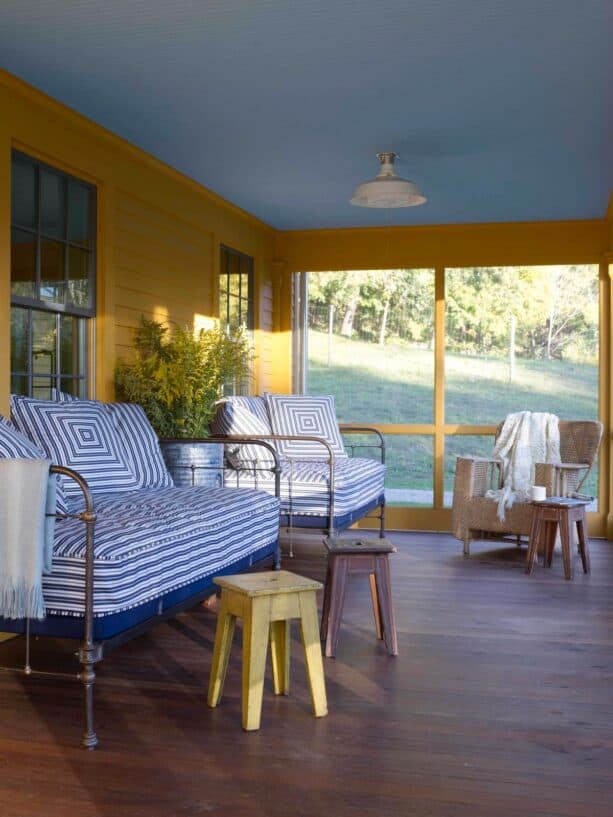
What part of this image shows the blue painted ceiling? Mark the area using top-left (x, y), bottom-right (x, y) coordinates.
top-left (1, 0), bottom-right (611, 230)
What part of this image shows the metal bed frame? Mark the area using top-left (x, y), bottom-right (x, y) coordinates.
top-left (0, 439), bottom-right (281, 749)
top-left (221, 425), bottom-right (386, 554)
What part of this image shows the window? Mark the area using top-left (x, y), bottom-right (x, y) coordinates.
top-left (10, 151), bottom-right (95, 398)
top-left (219, 245), bottom-right (253, 333)
top-left (298, 263), bottom-right (602, 526)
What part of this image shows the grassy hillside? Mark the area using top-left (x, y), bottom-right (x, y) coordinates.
top-left (307, 330), bottom-right (599, 500)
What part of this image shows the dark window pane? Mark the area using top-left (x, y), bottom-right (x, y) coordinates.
top-left (60, 314), bottom-right (86, 376)
top-left (32, 311), bottom-right (57, 376)
top-left (11, 157), bottom-right (37, 229)
top-left (11, 374), bottom-right (29, 396)
top-left (67, 181), bottom-right (92, 246)
top-left (10, 307), bottom-right (29, 373)
top-left (11, 227), bottom-right (37, 299)
top-left (41, 169), bottom-right (66, 239)
top-left (228, 253), bottom-right (240, 277)
top-left (40, 239), bottom-right (65, 303)
top-left (32, 377), bottom-right (54, 400)
top-left (68, 246), bottom-right (91, 308)
top-left (61, 377), bottom-right (86, 398)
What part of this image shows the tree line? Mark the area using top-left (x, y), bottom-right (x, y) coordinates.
top-left (308, 266), bottom-right (598, 362)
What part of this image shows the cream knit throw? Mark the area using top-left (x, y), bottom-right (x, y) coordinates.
top-left (486, 411), bottom-right (560, 522)
top-left (0, 459), bottom-right (56, 619)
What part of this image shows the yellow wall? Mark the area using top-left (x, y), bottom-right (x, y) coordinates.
top-left (0, 70), bottom-right (278, 415)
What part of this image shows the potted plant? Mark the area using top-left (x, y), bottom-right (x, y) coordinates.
top-left (115, 317), bottom-right (253, 487)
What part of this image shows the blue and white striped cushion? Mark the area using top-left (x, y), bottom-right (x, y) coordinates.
top-left (105, 403), bottom-right (173, 489)
top-left (225, 456), bottom-right (384, 518)
top-left (0, 415), bottom-right (68, 514)
top-left (44, 394), bottom-right (173, 490)
top-left (211, 399), bottom-right (276, 467)
top-left (41, 486), bottom-right (281, 616)
top-left (10, 397), bottom-right (140, 500)
top-left (264, 394), bottom-right (347, 460)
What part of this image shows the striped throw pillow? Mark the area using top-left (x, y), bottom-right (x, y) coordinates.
top-left (46, 394), bottom-right (173, 489)
top-left (10, 397), bottom-right (141, 500)
top-left (106, 403), bottom-right (173, 488)
top-left (211, 399), bottom-right (276, 468)
top-left (264, 393), bottom-right (347, 460)
top-left (0, 415), bottom-right (68, 514)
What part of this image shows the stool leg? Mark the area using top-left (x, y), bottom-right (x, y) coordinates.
top-left (270, 619), bottom-right (290, 695)
top-left (298, 590), bottom-right (328, 718)
top-left (559, 513), bottom-right (573, 581)
top-left (374, 555), bottom-right (398, 656)
top-left (526, 511), bottom-right (542, 574)
top-left (242, 597), bottom-right (270, 731)
top-left (545, 521), bottom-right (557, 567)
top-left (325, 556), bottom-right (348, 658)
top-left (576, 512), bottom-right (590, 574)
top-left (207, 595), bottom-right (236, 708)
top-left (369, 573), bottom-right (383, 640)
top-left (320, 562), bottom-right (332, 642)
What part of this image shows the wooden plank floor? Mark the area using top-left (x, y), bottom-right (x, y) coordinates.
top-left (0, 532), bottom-right (612, 817)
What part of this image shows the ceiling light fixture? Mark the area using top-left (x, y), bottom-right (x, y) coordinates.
top-left (350, 152), bottom-right (426, 208)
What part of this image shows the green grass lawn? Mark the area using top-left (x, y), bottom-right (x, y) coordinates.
top-left (307, 330), bottom-right (599, 498)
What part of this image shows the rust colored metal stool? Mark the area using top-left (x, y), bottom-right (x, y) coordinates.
top-left (526, 498), bottom-right (591, 580)
top-left (321, 537), bottom-right (398, 657)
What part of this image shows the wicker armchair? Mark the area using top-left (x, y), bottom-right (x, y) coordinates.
top-left (451, 420), bottom-right (603, 556)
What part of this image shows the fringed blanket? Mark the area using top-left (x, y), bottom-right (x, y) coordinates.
top-left (486, 411), bottom-right (560, 521)
top-left (0, 459), bottom-right (56, 619)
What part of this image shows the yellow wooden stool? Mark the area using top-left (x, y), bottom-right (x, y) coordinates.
top-left (207, 570), bottom-right (328, 730)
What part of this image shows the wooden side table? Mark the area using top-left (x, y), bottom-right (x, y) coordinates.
top-left (321, 537), bottom-right (398, 658)
top-left (207, 570), bottom-right (327, 731)
top-left (526, 498), bottom-right (590, 580)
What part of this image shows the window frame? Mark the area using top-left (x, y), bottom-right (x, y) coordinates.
top-left (11, 149), bottom-right (97, 318)
top-left (219, 244), bottom-right (254, 333)
top-left (10, 150), bottom-right (96, 399)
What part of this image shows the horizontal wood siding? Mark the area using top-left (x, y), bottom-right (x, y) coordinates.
top-left (113, 188), bottom-right (214, 362)
top-left (0, 69), bottom-right (275, 408)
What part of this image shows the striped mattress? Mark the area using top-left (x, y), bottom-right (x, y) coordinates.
top-left (224, 456), bottom-right (385, 519)
top-left (45, 486), bottom-right (280, 617)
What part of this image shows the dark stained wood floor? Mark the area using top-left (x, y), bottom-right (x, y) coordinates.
top-left (1, 532), bottom-right (612, 817)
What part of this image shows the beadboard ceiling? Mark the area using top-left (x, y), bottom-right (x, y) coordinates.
top-left (0, 0), bottom-right (611, 230)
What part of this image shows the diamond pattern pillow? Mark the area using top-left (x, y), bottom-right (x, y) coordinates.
top-left (264, 394), bottom-right (347, 460)
top-left (10, 397), bottom-right (140, 500)
top-left (45, 394), bottom-right (173, 490)
top-left (0, 414), bottom-right (68, 514)
top-left (211, 399), bottom-right (276, 468)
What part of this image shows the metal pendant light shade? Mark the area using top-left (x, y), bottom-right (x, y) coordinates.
top-left (350, 152), bottom-right (426, 208)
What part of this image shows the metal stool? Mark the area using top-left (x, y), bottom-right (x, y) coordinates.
top-left (321, 537), bottom-right (398, 657)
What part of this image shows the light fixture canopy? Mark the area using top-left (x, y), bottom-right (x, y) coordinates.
top-left (350, 152), bottom-right (426, 208)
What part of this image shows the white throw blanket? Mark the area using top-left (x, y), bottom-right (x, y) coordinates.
top-left (0, 459), bottom-right (56, 619)
top-left (486, 411), bottom-right (560, 522)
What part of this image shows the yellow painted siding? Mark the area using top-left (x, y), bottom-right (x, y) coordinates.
top-left (0, 69), bottom-right (276, 410)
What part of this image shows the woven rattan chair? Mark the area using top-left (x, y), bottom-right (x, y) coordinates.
top-left (451, 419), bottom-right (603, 556)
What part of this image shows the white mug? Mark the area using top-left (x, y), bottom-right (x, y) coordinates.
top-left (530, 485), bottom-right (546, 501)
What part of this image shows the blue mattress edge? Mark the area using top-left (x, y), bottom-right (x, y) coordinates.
top-left (0, 540), bottom-right (279, 641)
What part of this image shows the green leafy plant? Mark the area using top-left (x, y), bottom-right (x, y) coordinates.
top-left (115, 317), bottom-right (253, 438)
